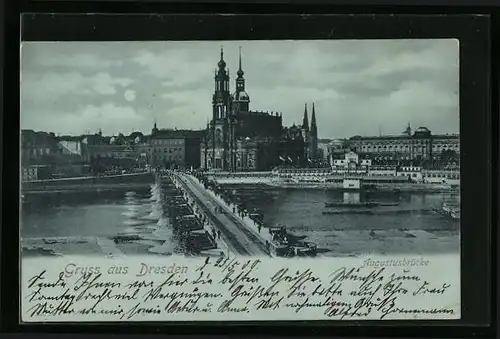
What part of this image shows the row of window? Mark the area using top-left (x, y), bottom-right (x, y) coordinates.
top-left (345, 156), bottom-right (446, 161)
top-left (400, 167), bottom-right (421, 171)
top-left (151, 147), bottom-right (184, 153)
top-left (423, 173), bottom-right (460, 179)
top-left (278, 171), bottom-right (459, 179)
top-left (151, 139), bottom-right (184, 145)
top-left (358, 147), bottom-right (458, 152)
top-left (352, 139), bottom-right (459, 145)
top-left (355, 145), bottom-right (459, 151)
top-left (334, 160), bottom-right (371, 164)
top-left (27, 148), bottom-right (51, 156)
top-left (152, 155), bottom-right (184, 161)
top-left (92, 153), bottom-right (132, 158)
top-left (22, 168), bottom-right (37, 174)
top-left (22, 174), bottom-right (38, 181)
top-left (215, 80), bottom-right (229, 92)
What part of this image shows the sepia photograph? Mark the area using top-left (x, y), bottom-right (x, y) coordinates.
top-left (20, 39), bottom-right (460, 260)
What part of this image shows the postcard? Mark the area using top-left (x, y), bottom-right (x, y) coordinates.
top-left (19, 39), bottom-right (461, 322)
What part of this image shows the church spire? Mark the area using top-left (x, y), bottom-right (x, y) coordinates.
top-left (218, 46), bottom-right (226, 70)
top-left (302, 103), bottom-right (309, 131)
top-left (311, 103), bottom-right (317, 134)
top-left (237, 46), bottom-right (244, 78)
top-left (308, 103), bottom-right (318, 161)
top-left (234, 46), bottom-right (247, 99)
top-left (404, 121), bottom-right (412, 135)
top-left (152, 119), bottom-right (158, 134)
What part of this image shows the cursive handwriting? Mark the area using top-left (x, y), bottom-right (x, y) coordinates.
top-left (22, 258), bottom-right (458, 321)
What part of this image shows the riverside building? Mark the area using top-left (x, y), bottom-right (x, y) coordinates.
top-left (346, 124), bottom-right (459, 168)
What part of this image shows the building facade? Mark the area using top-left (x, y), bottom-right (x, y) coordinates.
top-left (21, 130), bottom-right (59, 166)
top-left (346, 124), bottom-right (459, 168)
top-left (21, 165), bottom-right (51, 182)
top-left (21, 130), bottom-right (92, 179)
top-left (146, 127), bottom-right (203, 169)
top-left (201, 48), bottom-right (313, 171)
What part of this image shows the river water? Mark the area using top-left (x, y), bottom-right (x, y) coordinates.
top-left (20, 184), bottom-right (460, 257)
top-left (221, 185), bottom-right (460, 256)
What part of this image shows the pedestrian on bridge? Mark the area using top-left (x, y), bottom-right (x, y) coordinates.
top-left (258, 224), bottom-right (262, 233)
top-left (217, 230), bottom-right (221, 240)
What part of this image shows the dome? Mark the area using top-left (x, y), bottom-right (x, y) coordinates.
top-left (415, 127), bottom-right (430, 133)
top-left (329, 139), bottom-right (345, 149)
top-left (218, 59), bottom-right (226, 69)
top-left (233, 90), bottom-right (250, 101)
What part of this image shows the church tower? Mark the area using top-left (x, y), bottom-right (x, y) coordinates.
top-left (152, 119), bottom-right (158, 135)
top-left (302, 103), bottom-right (310, 162)
top-left (212, 47), bottom-right (231, 169)
top-left (302, 103), bottom-right (309, 139)
top-left (228, 47), bottom-right (250, 170)
top-left (309, 102), bottom-right (318, 160)
top-left (232, 46), bottom-right (250, 113)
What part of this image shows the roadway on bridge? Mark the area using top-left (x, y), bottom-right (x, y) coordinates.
top-left (176, 173), bottom-right (271, 257)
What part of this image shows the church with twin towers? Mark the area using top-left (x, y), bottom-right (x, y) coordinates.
top-left (200, 47), bottom-right (319, 171)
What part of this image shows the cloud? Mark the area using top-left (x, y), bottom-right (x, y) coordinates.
top-left (132, 48), bottom-right (215, 87)
top-left (20, 40), bottom-right (460, 138)
top-left (21, 43), bottom-right (125, 69)
top-left (81, 103), bottom-right (142, 121)
top-left (124, 89), bottom-right (137, 102)
top-left (40, 53), bottom-right (124, 69)
top-left (21, 71), bottom-right (134, 102)
top-left (21, 103), bottom-right (147, 136)
top-left (362, 40), bottom-right (459, 77)
top-left (387, 81), bottom-right (458, 109)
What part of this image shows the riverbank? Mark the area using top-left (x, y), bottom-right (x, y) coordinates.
top-left (215, 178), bottom-right (458, 193)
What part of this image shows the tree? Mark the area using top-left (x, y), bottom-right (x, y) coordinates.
top-left (114, 133), bottom-right (126, 145)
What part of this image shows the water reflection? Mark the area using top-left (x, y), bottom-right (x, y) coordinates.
top-left (21, 183), bottom-right (179, 256)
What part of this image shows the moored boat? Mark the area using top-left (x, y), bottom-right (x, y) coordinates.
top-left (433, 202), bottom-right (460, 220)
top-left (268, 225), bottom-right (317, 257)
